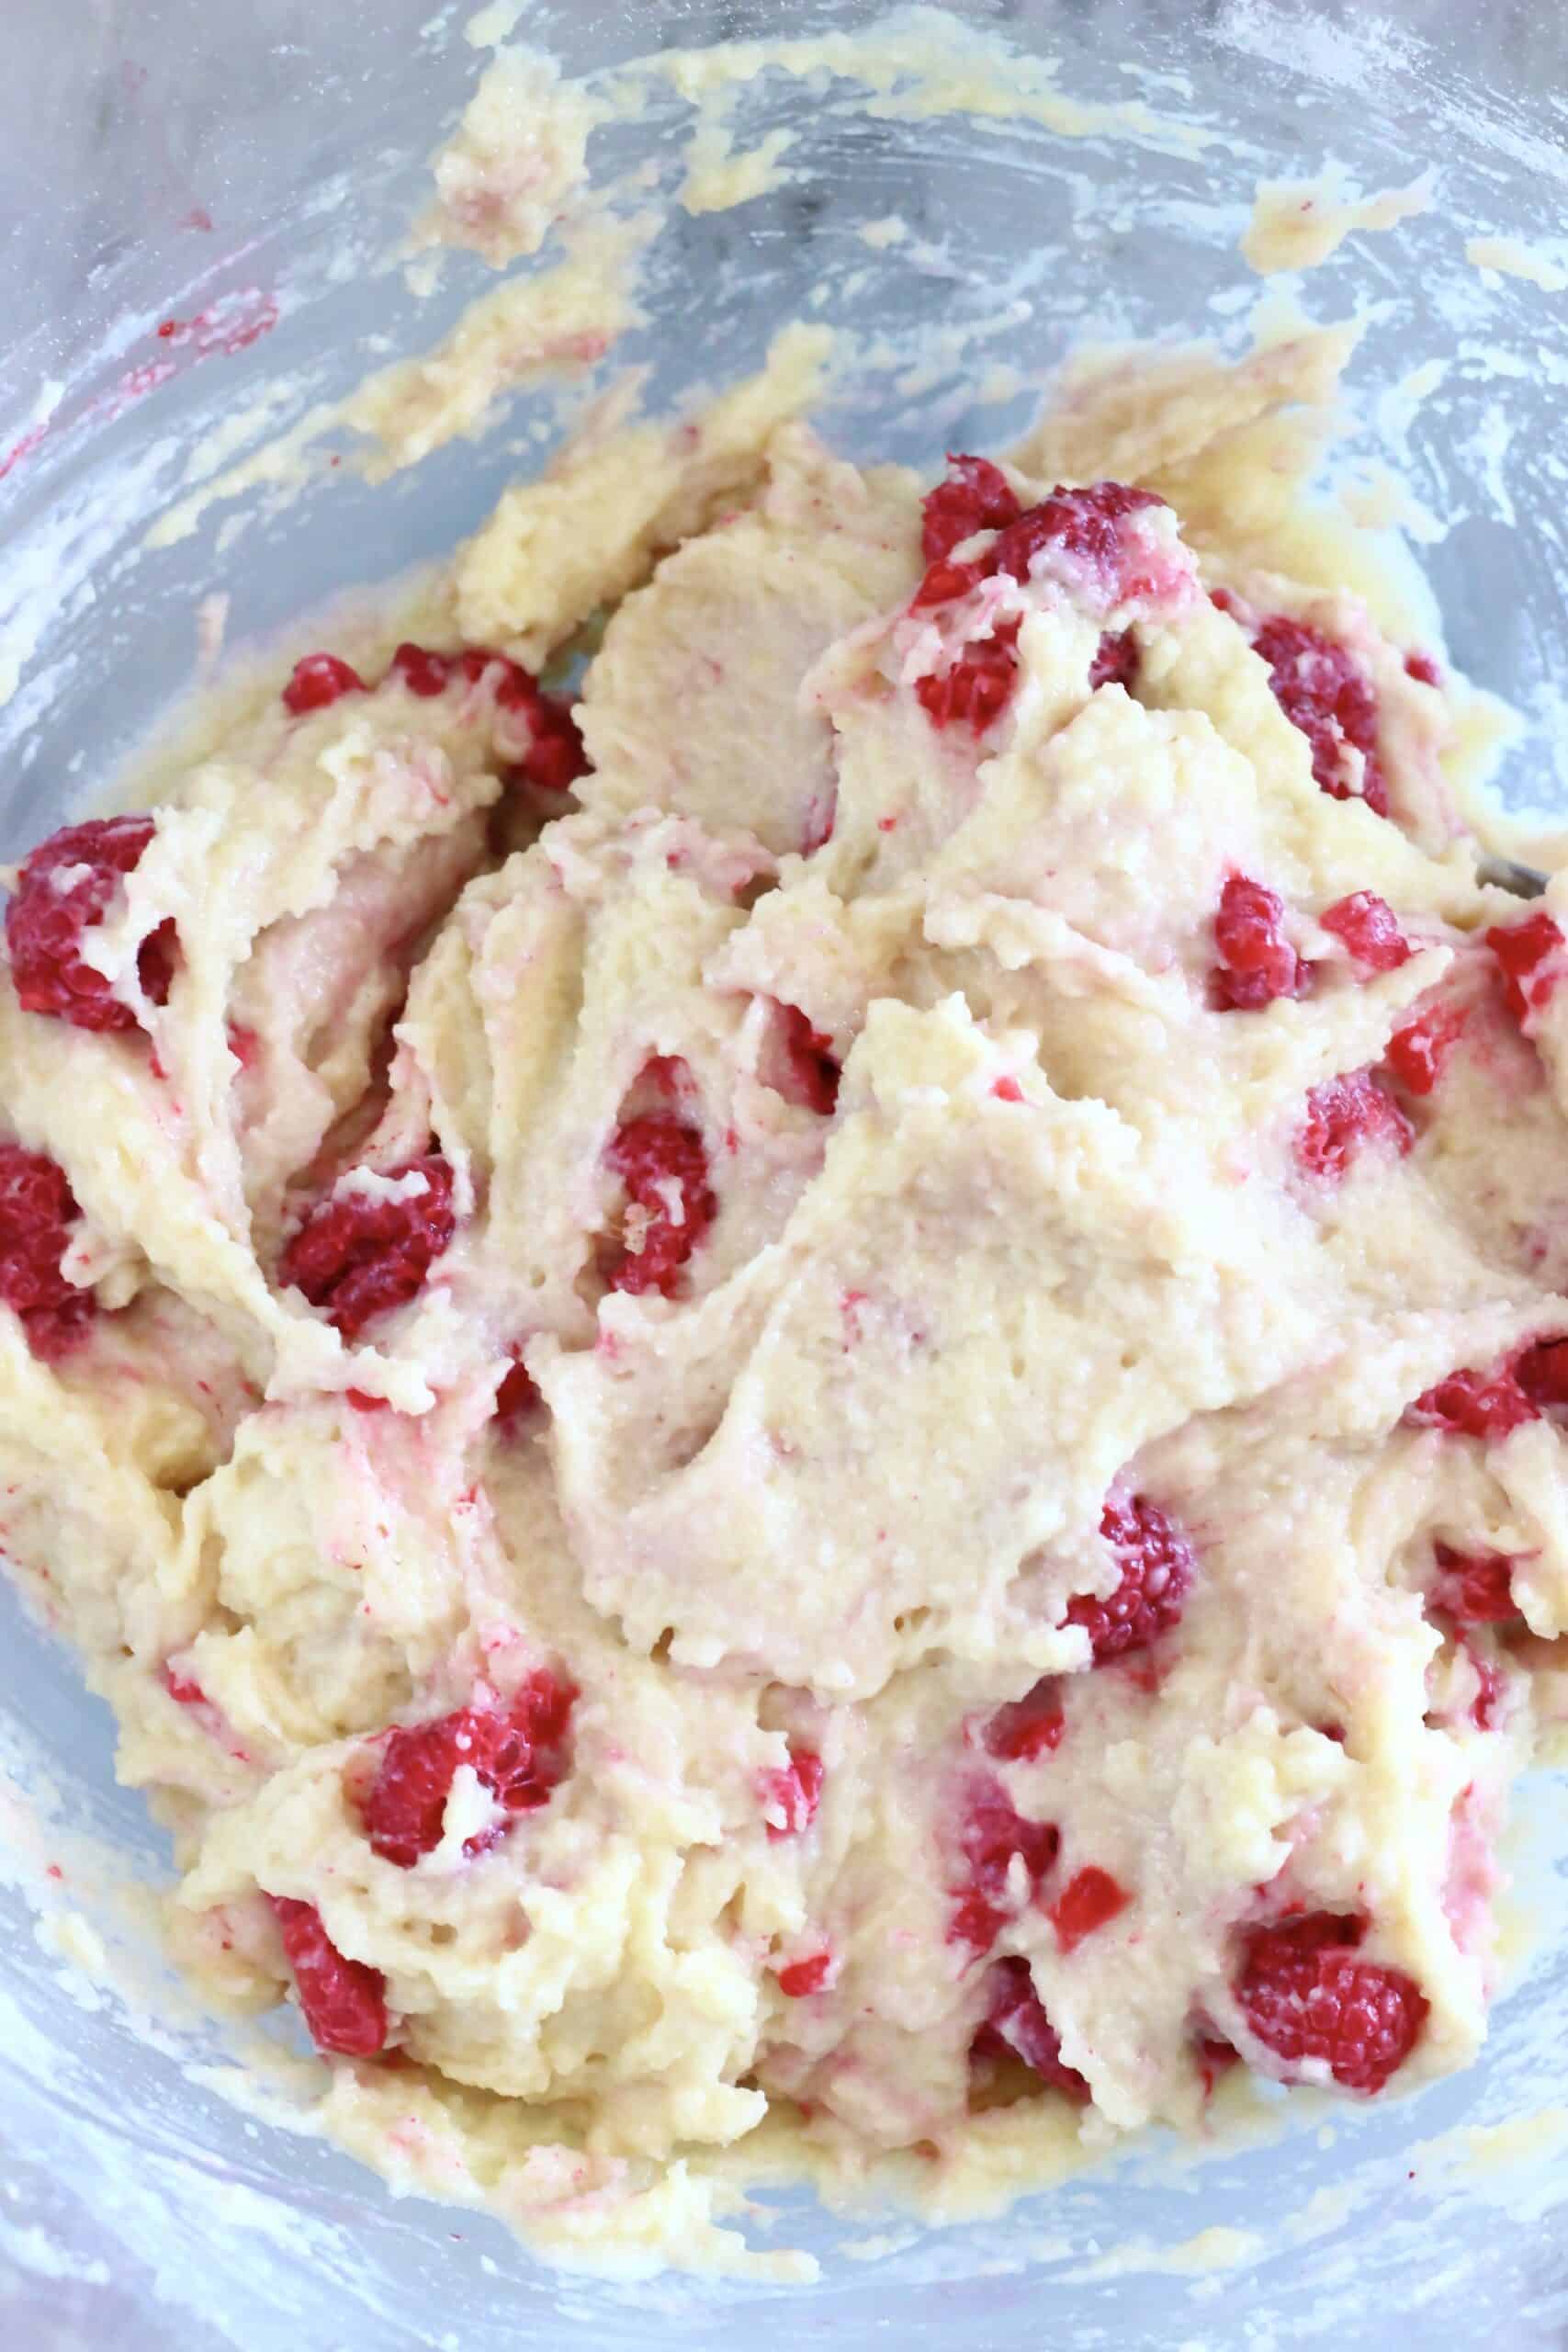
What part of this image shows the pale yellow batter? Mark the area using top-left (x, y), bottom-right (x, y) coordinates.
top-left (4, 132), bottom-right (1568, 2283)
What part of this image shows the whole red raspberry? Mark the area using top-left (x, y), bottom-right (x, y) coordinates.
top-left (1384, 1001), bottom-right (1465, 1097)
top-left (1295, 1069), bottom-right (1413, 1181)
top-left (983, 1678), bottom-right (1066, 1764)
top-left (282, 653), bottom-right (367, 714)
top-left (6, 816), bottom-right (175, 1034)
top-left (1237, 1912), bottom-right (1427, 2094)
top-left (1066, 1496), bottom-right (1194, 1664)
top-left (1251, 616), bottom-right (1388, 818)
top-left (363, 1670), bottom-right (577, 1868)
top-left (1089, 627), bottom-right (1139, 692)
top-left (1320, 892), bottom-right (1411, 971)
top-left (280, 1153), bottom-right (457, 1339)
top-left (970, 1956), bottom-right (1089, 2101)
top-left (1210, 873), bottom-right (1306, 1011)
top-left (1430, 1541), bottom-right (1523, 1623)
top-left (1404, 1364), bottom-right (1536, 1440)
top-left (0, 1143), bottom-right (97, 1361)
top-left (604, 1111), bottom-right (716, 1297)
top-left (760, 1747), bottom-right (825, 1839)
top-left (265, 1894), bottom-right (388, 2056)
top-left (949, 1777), bottom-right (1059, 1951)
top-left (773, 1003), bottom-right (840, 1114)
top-left (1048, 1864), bottom-right (1132, 1954)
top-left (915, 615), bottom-right (1022, 734)
top-left (1485, 910), bottom-right (1565, 1027)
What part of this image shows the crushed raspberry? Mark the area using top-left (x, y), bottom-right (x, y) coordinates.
top-left (776, 1950), bottom-right (832, 1997)
top-left (389, 640), bottom-right (453, 697)
top-left (1431, 1541), bottom-right (1523, 1625)
top-left (1485, 910), bottom-right (1565, 1026)
top-left (1516, 1337), bottom-right (1568, 1412)
top-left (1210, 873), bottom-right (1306, 1010)
top-left (1404, 650), bottom-right (1442, 687)
top-left (1321, 892), bottom-right (1411, 971)
top-left (1295, 1069), bottom-right (1413, 1180)
top-left (950, 1778), bottom-right (1059, 1951)
top-left (761, 1747), bottom-right (825, 1839)
top-left (265, 1894), bottom-right (388, 2057)
top-left (1237, 1912), bottom-right (1427, 2093)
top-left (1384, 1001), bottom-right (1465, 1097)
top-left (1404, 1364), bottom-right (1536, 1440)
top-left (1251, 616), bottom-right (1388, 818)
top-left (282, 653), bottom-right (367, 715)
top-left (915, 615), bottom-right (1021, 734)
top-left (1066, 1496), bottom-right (1194, 1664)
top-left (494, 1353), bottom-right (541, 1427)
top-left (280, 1154), bottom-right (457, 1340)
top-left (1049, 1865), bottom-right (1132, 1954)
top-left (991, 1076), bottom-right (1025, 1102)
top-left (970, 1956), bottom-right (1090, 2101)
top-left (363, 1671), bottom-right (577, 1868)
top-left (1469, 1645), bottom-right (1505, 1731)
top-left (1089, 627), bottom-right (1139, 692)
top-left (920, 454), bottom-right (1022, 565)
top-left (161, 1661), bottom-right (206, 1706)
top-left (1195, 2033), bottom-right (1241, 2098)
top-left (991, 481), bottom-right (1167, 603)
top-left (604, 1109), bottom-right (716, 1296)
top-left (0, 1143), bottom-right (96, 1360)
top-left (983, 1679), bottom-right (1066, 1763)
top-left (6, 816), bottom-right (175, 1034)
top-left (773, 1004), bottom-right (840, 1114)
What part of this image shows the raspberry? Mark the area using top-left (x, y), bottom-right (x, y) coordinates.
top-left (161, 1661), bottom-right (205, 1706)
top-left (1404, 1365), bottom-right (1536, 1440)
top-left (494, 1353), bottom-right (541, 1426)
top-left (6, 816), bottom-right (175, 1034)
top-left (1469, 1645), bottom-right (1505, 1731)
top-left (1485, 910), bottom-right (1565, 1026)
top-left (1430, 1541), bottom-right (1523, 1624)
top-left (1295, 1069), bottom-right (1414, 1180)
top-left (915, 615), bottom-right (1021, 734)
top-left (776, 1950), bottom-right (832, 1997)
top-left (991, 481), bottom-right (1167, 603)
top-left (1048, 1864), bottom-right (1132, 1954)
top-left (774, 1004), bottom-right (840, 1114)
top-left (949, 1777), bottom-right (1059, 1951)
top-left (1251, 616), bottom-right (1388, 818)
top-left (1066, 1496), bottom-right (1194, 1664)
top-left (1089, 627), bottom-right (1139, 692)
top-left (280, 1153), bottom-right (457, 1340)
top-left (920, 454), bottom-right (1022, 565)
top-left (1516, 1337), bottom-right (1568, 1412)
top-left (363, 1670), bottom-right (577, 1868)
top-left (1236, 1912), bottom-right (1427, 2093)
top-left (1320, 892), bottom-right (1411, 971)
top-left (1210, 873), bottom-right (1306, 1011)
top-left (389, 640), bottom-right (453, 697)
top-left (1384, 1001), bottom-right (1465, 1097)
top-left (983, 1679), bottom-right (1066, 1763)
top-left (265, 1894), bottom-right (388, 2057)
top-left (760, 1747), bottom-right (824, 1839)
top-left (604, 1110), bottom-right (716, 1297)
top-left (0, 1143), bottom-right (96, 1360)
top-left (1404, 650), bottom-right (1442, 686)
top-left (970, 1956), bottom-right (1090, 2101)
top-left (282, 653), bottom-right (367, 714)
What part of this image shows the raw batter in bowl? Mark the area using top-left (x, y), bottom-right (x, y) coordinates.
top-left (5, 212), bottom-right (1568, 2272)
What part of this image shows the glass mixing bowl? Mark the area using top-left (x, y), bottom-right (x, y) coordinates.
top-left (5, 3), bottom-right (1568, 2344)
